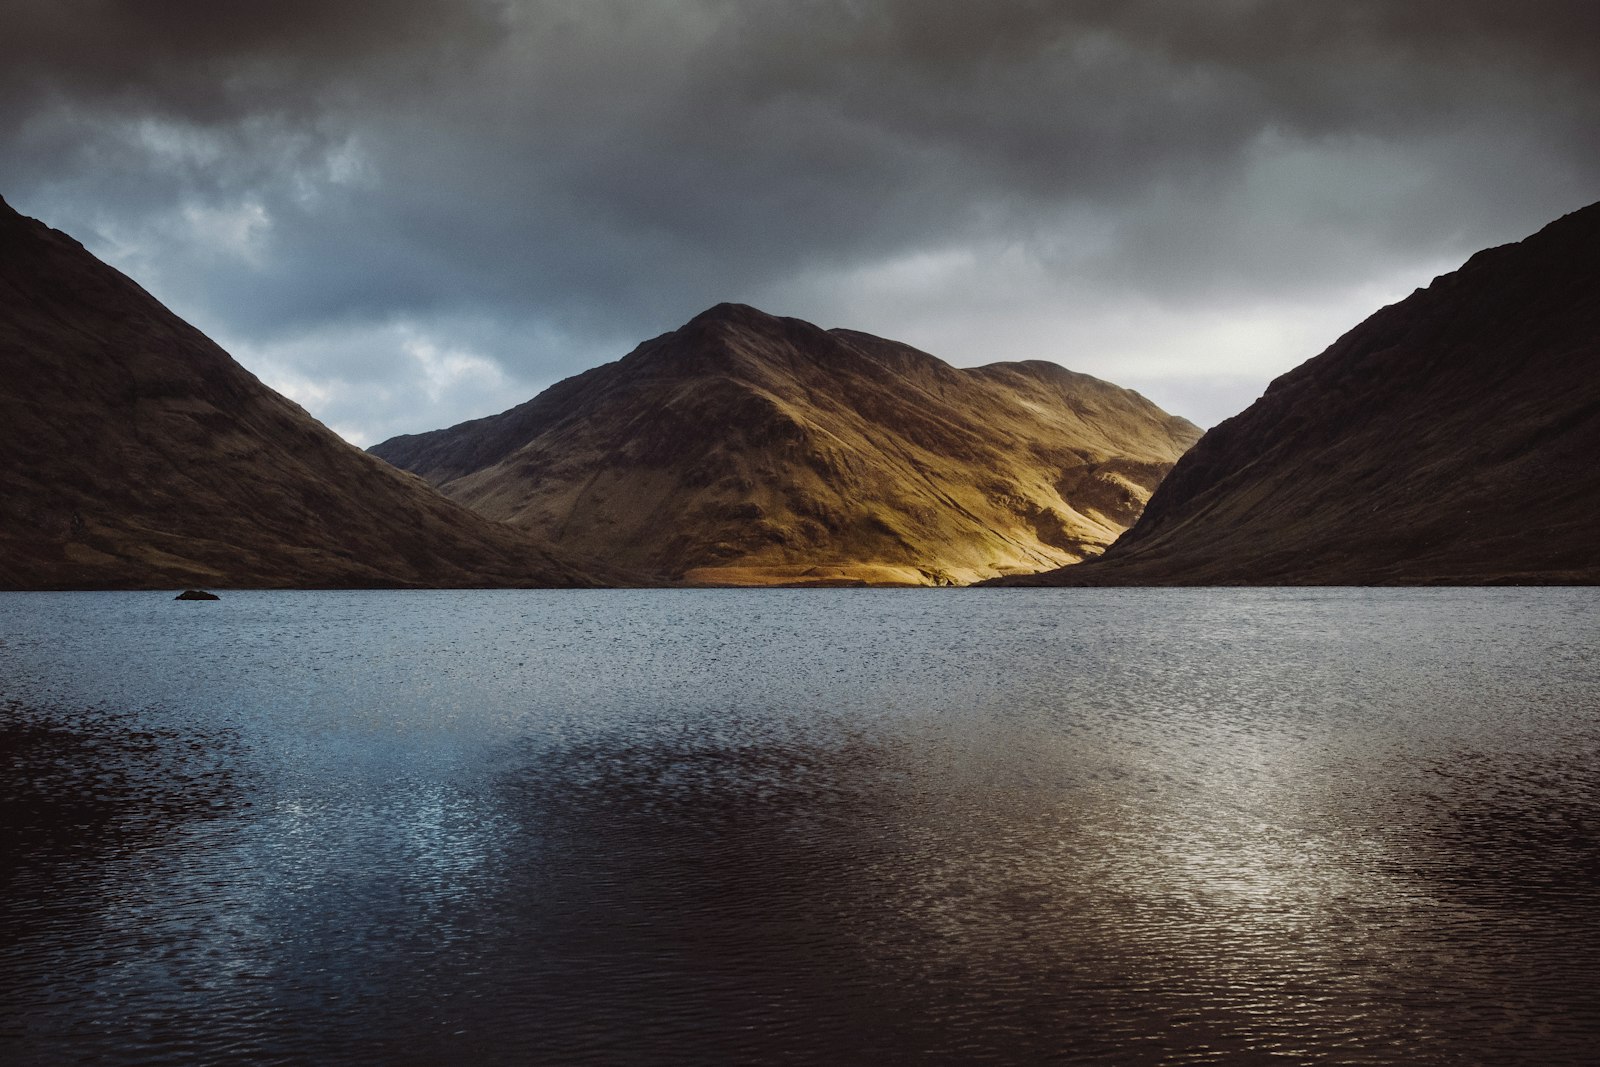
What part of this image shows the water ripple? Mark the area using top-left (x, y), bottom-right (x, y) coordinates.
top-left (0, 587), bottom-right (1597, 1064)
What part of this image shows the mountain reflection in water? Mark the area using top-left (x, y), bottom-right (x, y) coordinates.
top-left (2, 588), bottom-right (1598, 1065)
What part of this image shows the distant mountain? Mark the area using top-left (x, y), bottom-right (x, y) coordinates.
top-left (998, 201), bottom-right (1600, 586)
top-left (0, 196), bottom-right (607, 589)
top-left (372, 303), bottom-right (1201, 585)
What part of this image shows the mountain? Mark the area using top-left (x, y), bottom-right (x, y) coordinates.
top-left (0, 195), bottom-right (607, 589)
top-left (998, 201), bottom-right (1600, 586)
top-left (371, 304), bottom-right (1201, 585)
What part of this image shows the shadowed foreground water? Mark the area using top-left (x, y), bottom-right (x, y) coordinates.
top-left (2, 588), bottom-right (1598, 1065)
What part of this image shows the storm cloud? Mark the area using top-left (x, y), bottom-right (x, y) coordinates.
top-left (4, 0), bottom-right (1598, 440)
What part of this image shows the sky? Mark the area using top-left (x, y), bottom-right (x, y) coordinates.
top-left (3, 1), bottom-right (1598, 445)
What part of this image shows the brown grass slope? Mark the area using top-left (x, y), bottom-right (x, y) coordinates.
top-left (0, 196), bottom-right (608, 589)
top-left (372, 303), bottom-right (1200, 585)
top-left (998, 200), bottom-right (1600, 586)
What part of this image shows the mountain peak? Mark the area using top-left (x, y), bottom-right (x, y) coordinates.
top-left (372, 307), bottom-right (1201, 585)
top-left (619, 303), bottom-right (845, 380)
top-left (674, 302), bottom-right (818, 348)
top-left (685, 301), bottom-right (776, 327)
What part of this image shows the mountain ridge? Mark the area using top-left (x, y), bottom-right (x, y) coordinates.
top-left (0, 194), bottom-right (612, 589)
top-left (373, 303), bottom-right (1201, 585)
top-left (993, 200), bottom-right (1600, 586)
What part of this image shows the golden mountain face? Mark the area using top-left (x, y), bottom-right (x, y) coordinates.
top-left (374, 304), bottom-right (1201, 586)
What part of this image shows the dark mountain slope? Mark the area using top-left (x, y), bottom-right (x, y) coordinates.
top-left (374, 303), bottom-right (1201, 585)
top-left (0, 196), bottom-right (607, 589)
top-left (999, 201), bottom-right (1600, 585)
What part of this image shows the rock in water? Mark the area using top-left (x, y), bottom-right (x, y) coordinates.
top-left (174, 589), bottom-right (220, 601)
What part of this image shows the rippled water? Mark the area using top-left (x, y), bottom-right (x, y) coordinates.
top-left (2, 588), bottom-right (1598, 1065)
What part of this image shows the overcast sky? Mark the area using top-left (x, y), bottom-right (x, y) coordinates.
top-left (4, 1), bottom-right (1598, 443)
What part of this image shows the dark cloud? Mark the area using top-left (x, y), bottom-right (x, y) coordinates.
top-left (3, 1), bottom-right (1598, 439)
top-left (0, 0), bottom-right (503, 115)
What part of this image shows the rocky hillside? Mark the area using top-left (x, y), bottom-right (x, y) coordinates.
top-left (0, 195), bottom-right (608, 589)
top-left (373, 304), bottom-right (1201, 585)
top-left (1000, 201), bottom-right (1600, 585)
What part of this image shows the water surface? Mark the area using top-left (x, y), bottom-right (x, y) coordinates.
top-left (2, 588), bottom-right (1598, 1064)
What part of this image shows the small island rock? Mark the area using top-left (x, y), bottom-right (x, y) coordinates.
top-left (174, 589), bottom-right (220, 601)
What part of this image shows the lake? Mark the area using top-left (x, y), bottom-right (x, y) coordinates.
top-left (2, 588), bottom-right (1598, 1065)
